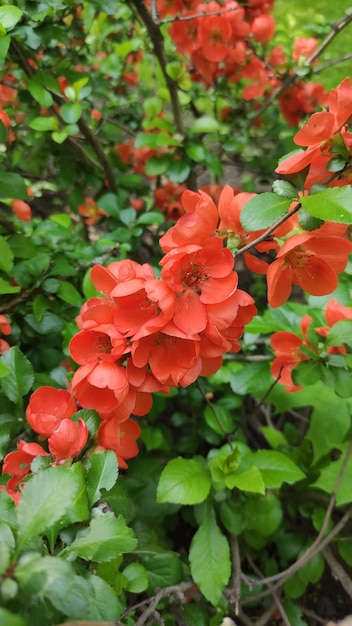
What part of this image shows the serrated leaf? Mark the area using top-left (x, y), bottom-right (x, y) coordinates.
top-left (84, 573), bottom-right (121, 621)
top-left (86, 450), bottom-right (119, 507)
top-left (225, 465), bottom-right (265, 494)
top-left (63, 513), bottom-right (137, 562)
top-left (0, 347), bottom-right (34, 404)
top-left (189, 505), bottom-right (231, 606)
top-left (0, 490), bottom-right (16, 529)
top-left (240, 193), bottom-right (292, 231)
top-left (16, 466), bottom-right (81, 552)
top-left (157, 457), bottom-right (211, 505)
top-left (300, 186), bottom-right (352, 223)
top-left (141, 552), bottom-right (183, 592)
top-left (251, 450), bottom-right (305, 488)
top-left (272, 180), bottom-right (298, 199)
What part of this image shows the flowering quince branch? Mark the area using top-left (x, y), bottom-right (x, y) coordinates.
top-left (160, 6), bottom-right (241, 24)
top-left (234, 202), bottom-right (301, 257)
top-left (248, 11), bottom-right (352, 123)
top-left (128, 0), bottom-right (185, 134)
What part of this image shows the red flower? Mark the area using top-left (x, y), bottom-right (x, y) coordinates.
top-left (266, 234), bottom-right (352, 308)
top-left (48, 418), bottom-right (88, 462)
top-left (69, 327), bottom-right (127, 364)
top-left (198, 15), bottom-right (232, 63)
top-left (160, 238), bottom-right (238, 335)
top-left (71, 360), bottom-right (129, 413)
top-left (11, 199), bottom-right (32, 222)
top-left (270, 316), bottom-right (312, 392)
top-left (26, 386), bottom-right (78, 438)
top-left (78, 197), bottom-right (107, 226)
top-left (98, 417), bottom-right (141, 469)
top-left (0, 314), bottom-right (12, 336)
top-left (2, 440), bottom-right (50, 488)
top-left (251, 14), bottom-right (275, 43)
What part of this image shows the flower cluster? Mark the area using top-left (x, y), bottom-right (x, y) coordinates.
top-left (67, 185), bottom-right (257, 464)
top-left (150, 0), bottom-right (326, 125)
top-left (1, 387), bottom-right (88, 502)
top-left (270, 299), bottom-right (352, 392)
top-left (276, 77), bottom-right (352, 186)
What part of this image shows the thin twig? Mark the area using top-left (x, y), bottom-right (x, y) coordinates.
top-left (129, 0), bottom-right (184, 134)
top-left (322, 545), bottom-right (352, 600)
top-left (160, 6), bottom-right (240, 24)
top-left (230, 535), bottom-right (241, 615)
top-left (131, 581), bottom-right (193, 626)
top-left (247, 12), bottom-right (352, 123)
top-left (235, 203), bottom-right (301, 258)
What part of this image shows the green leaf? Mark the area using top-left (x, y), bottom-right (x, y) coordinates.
top-left (272, 180), bottom-right (298, 199)
top-left (0, 171), bottom-right (27, 199)
top-left (97, 193), bottom-right (120, 217)
top-left (298, 208), bottom-right (324, 231)
top-left (52, 131), bottom-right (68, 144)
top-left (189, 116), bottom-right (220, 133)
top-left (240, 193), bottom-right (292, 231)
top-left (225, 465), bottom-right (265, 494)
top-left (84, 573), bottom-right (121, 621)
top-left (189, 505), bottom-right (231, 606)
top-left (0, 347), bottom-right (34, 405)
top-left (86, 450), bottom-right (119, 507)
top-left (0, 608), bottom-right (27, 626)
top-left (135, 132), bottom-right (182, 149)
top-left (261, 426), bottom-right (288, 450)
top-left (141, 552), bottom-right (183, 592)
top-left (157, 457), bottom-right (211, 505)
top-left (63, 513), bottom-right (137, 561)
top-left (0, 35), bottom-right (10, 69)
top-left (251, 450), bottom-right (305, 488)
top-left (123, 562), bottom-right (148, 593)
top-left (243, 493), bottom-right (283, 537)
top-left (25, 312), bottom-right (64, 334)
top-left (0, 491), bottom-right (16, 529)
top-left (167, 158), bottom-right (191, 183)
top-left (28, 75), bottom-right (54, 108)
top-left (136, 211), bottom-right (165, 225)
top-left (145, 155), bottom-right (171, 176)
top-left (0, 277), bottom-right (21, 294)
top-left (313, 442), bottom-right (352, 505)
top-left (300, 185), bottom-right (352, 223)
top-left (0, 236), bottom-right (13, 274)
top-left (0, 5), bottom-right (23, 30)
top-left (292, 360), bottom-right (322, 387)
top-left (60, 102), bottom-right (82, 124)
top-left (57, 280), bottom-right (82, 306)
top-left (326, 320), bottom-right (352, 348)
top-left (29, 116), bottom-right (59, 132)
top-left (16, 466), bottom-right (81, 552)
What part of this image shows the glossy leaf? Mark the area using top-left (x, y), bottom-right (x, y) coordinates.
top-left (157, 457), bottom-right (211, 505)
top-left (240, 192), bottom-right (292, 231)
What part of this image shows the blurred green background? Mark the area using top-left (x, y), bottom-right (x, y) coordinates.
top-left (273, 0), bottom-right (352, 89)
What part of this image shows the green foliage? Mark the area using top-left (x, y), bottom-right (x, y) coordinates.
top-left (0, 0), bottom-right (352, 624)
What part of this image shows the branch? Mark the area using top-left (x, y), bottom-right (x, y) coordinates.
top-left (241, 438), bottom-right (352, 603)
top-left (128, 0), bottom-right (184, 134)
top-left (247, 11), bottom-right (352, 123)
top-left (130, 581), bottom-right (193, 626)
top-left (160, 6), bottom-right (240, 24)
top-left (322, 545), bottom-right (352, 601)
top-left (235, 203), bottom-right (301, 257)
